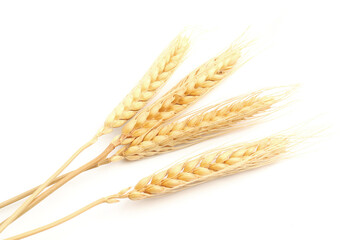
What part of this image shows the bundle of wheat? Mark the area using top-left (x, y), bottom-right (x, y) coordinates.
top-left (0, 28), bottom-right (314, 240)
top-left (0, 31), bottom-right (256, 226)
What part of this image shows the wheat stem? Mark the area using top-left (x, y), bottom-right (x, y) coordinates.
top-left (5, 198), bottom-right (105, 240)
top-left (0, 157), bottom-right (111, 210)
top-left (5, 188), bottom-right (131, 240)
top-left (0, 144), bottom-right (116, 229)
top-left (0, 174), bottom-right (66, 209)
top-left (0, 136), bottom-right (98, 233)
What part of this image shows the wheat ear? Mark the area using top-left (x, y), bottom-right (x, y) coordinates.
top-left (119, 36), bottom-right (254, 145)
top-left (116, 86), bottom-right (296, 160)
top-left (101, 32), bottom-right (191, 132)
top-left (0, 34), bottom-right (254, 225)
top-left (0, 33), bottom-right (191, 233)
top-left (6, 130), bottom-right (306, 240)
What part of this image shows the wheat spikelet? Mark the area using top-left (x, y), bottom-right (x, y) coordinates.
top-left (119, 37), bottom-right (254, 144)
top-left (110, 86), bottom-right (294, 161)
top-left (127, 134), bottom-right (294, 200)
top-left (100, 33), bottom-right (191, 134)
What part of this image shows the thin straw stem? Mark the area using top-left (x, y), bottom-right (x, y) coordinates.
top-left (0, 175), bottom-right (66, 210)
top-left (0, 136), bottom-right (99, 233)
top-left (0, 157), bottom-right (111, 209)
top-left (5, 190), bottom-right (129, 240)
top-left (5, 198), bottom-right (106, 240)
top-left (0, 143), bottom-right (115, 230)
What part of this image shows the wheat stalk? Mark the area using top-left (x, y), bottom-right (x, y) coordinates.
top-left (119, 37), bottom-right (254, 145)
top-left (116, 86), bottom-right (295, 161)
top-left (6, 130), bottom-right (304, 240)
top-left (0, 32), bottom-right (191, 233)
top-left (0, 33), bottom-right (250, 210)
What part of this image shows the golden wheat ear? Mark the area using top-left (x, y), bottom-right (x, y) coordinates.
top-left (126, 127), bottom-right (312, 200)
top-left (112, 85), bottom-right (297, 160)
top-left (101, 32), bottom-right (192, 134)
top-left (119, 33), bottom-right (255, 145)
top-left (0, 32), bottom-right (191, 233)
top-left (7, 127), bottom-right (319, 239)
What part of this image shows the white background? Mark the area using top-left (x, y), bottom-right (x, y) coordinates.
top-left (0, 0), bottom-right (359, 239)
